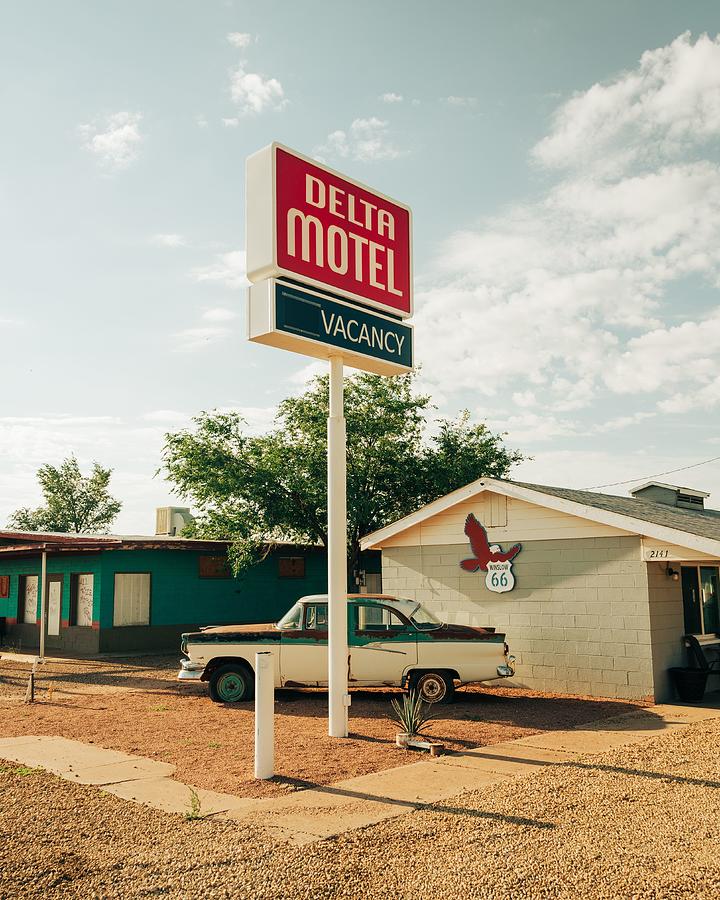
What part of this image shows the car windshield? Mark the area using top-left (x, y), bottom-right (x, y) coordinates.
top-left (374, 597), bottom-right (442, 630)
top-left (276, 602), bottom-right (302, 630)
top-left (408, 601), bottom-right (442, 630)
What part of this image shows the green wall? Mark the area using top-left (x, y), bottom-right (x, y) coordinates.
top-left (0, 553), bottom-right (102, 623)
top-left (98, 546), bottom-right (329, 627)
top-left (0, 546), bottom-right (334, 628)
top-left (0, 545), bottom-right (380, 654)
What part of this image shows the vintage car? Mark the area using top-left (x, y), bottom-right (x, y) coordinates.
top-left (178, 594), bottom-right (515, 704)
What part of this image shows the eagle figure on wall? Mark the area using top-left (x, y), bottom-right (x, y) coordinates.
top-left (460, 513), bottom-right (521, 573)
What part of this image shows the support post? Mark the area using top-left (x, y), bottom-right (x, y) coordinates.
top-left (39, 550), bottom-right (47, 662)
top-left (254, 651), bottom-right (274, 779)
top-left (328, 355), bottom-right (349, 738)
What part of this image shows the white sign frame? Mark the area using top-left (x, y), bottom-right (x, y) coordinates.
top-left (248, 278), bottom-right (413, 376)
top-left (246, 142), bottom-right (413, 319)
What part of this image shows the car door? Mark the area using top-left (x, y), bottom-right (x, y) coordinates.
top-left (349, 603), bottom-right (417, 685)
top-left (280, 602), bottom-right (328, 686)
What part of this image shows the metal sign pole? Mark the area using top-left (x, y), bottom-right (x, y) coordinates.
top-left (327, 354), bottom-right (349, 738)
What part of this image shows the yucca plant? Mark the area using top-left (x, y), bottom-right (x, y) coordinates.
top-left (389, 689), bottom-right (436, 738)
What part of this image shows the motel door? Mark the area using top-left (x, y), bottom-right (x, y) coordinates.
top-left (46, 575), bottom-right (63, 646)
top-left (681, 565), bottom-right (720, 635)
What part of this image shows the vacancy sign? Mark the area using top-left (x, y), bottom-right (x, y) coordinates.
top-left (248, 278), bottom-right (413, 375)
top-left (246, 143), bottom-right (412, 318)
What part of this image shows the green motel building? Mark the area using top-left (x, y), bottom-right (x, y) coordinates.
top-left (0, 527), bottom-right (379, 655)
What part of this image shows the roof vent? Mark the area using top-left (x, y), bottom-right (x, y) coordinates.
top-left (155, 507), bottom-right (194, 536)
top-left (630, 481), bottom-right (709, 511)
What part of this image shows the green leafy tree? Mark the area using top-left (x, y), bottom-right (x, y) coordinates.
top-left (161, 372), bottom-right (525, 579)
top-left (8, 456), bottom-right (122, 534)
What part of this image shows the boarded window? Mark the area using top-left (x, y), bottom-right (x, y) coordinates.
top-left (113, 573), bottom-right (151, 627)
top-left (70, 574), bottom-right (94, 627)
top-left (488, 494), bottom-right (508, 527)
top-left (278, 557), bottom-right (305, 578)
top-left (0, 575), bottom-right (9, 599)
top-left (198, 555), bottom-right (232, 579)
top-left (19, 575), bottom-right (38, 624)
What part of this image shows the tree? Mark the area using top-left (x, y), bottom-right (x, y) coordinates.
top-left (161, 372), bottom-right (525, 580)
top-left (8, 456), bottom-right (122, 534)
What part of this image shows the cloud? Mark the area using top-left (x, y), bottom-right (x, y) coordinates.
top-left (150, 233), bottom-right (186, 248)
top-left (314, 118), bottom-right (406, 163)
top-left (230, 65), bottom-right (287, 114)
top-left (202, 307), bottom-right (238, 322)
top-left (415, 33), bottom-right (720, 424)
top-left (141, 410), bottom-right (191, 426)
top-left (222, 117), bottom-right (240, 127)
top-left (288, 360), bottom-right (326, 389)
top-left (445, 96), bottom-right (478, 107)
top-left (533, 32), bottom-right (720, 176)
top-left (190, 250), bottom-right (247, 289)
top-left (79, 111), bottom-right (143, 170)
top-left (512, 448), bottom-right (720, 501)
top-left (227, 32), bottom-right (252, 49)
top-left (0, 414), bottom-right (189, 533)
top-left (380, 92), bottom-right (403, 103)
top-left (484, 412), bottom-right (579, 443)
top-left (172, 325), bottom-right (232, 353)
top-left (195, 114), bottom-right (209, 129)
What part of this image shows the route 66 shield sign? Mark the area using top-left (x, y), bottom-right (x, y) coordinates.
top-left (485, 561), bottom-right (515, 593)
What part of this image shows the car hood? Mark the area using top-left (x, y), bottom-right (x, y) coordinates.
top-left (183, 622), bottom-right (280, 644)
top-left (199, 623), bottom-right (276, 634)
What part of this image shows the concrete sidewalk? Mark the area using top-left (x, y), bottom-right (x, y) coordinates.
top-left (1, 701), bottom-right (719, 845)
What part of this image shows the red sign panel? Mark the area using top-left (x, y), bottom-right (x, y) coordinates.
top-left (247, 144), bottom-right (412, 318)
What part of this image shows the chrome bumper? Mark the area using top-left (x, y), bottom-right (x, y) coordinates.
top-left (497, 656), bottom-right (516, 678)
top-left (177, 659), bottom-right (204, 682)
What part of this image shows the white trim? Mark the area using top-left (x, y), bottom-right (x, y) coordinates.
top-left (360, 477), bottom-right (720, 558)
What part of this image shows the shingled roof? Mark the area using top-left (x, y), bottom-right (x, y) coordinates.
top-left (361, 475), bottom-right (720, 555)
top-left (509, 481), bottom-right (720, 545)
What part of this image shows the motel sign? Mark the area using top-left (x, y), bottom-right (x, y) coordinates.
top-left (246, 143), bottom-right (412, 320)
top-left (246, 142), bottom-right (414, 740)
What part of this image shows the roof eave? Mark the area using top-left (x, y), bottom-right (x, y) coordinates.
top-left (360, 478), bottom-right (720, 558)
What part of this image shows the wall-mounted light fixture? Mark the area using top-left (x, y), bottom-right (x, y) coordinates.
top-left (666, 565), bottom-right (680, 581)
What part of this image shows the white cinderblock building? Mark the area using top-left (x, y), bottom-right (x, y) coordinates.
top-left (361, 478), bottom-right (720, 702)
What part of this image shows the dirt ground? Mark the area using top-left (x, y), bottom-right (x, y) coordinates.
top-left (0, 653), bottom-right (648, 798)
top-left (2, 716), bottom-right (719, 899)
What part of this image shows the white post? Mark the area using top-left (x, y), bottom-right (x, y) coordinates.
top-left (39, 550), bottom-right (47, 662)
top-left (254, 651), bottom-right (274, 779)
top-left (328, 355), bottom-right (349, 738)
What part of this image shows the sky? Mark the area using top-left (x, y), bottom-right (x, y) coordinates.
top-left (2, 0), bottom-right (720, 533)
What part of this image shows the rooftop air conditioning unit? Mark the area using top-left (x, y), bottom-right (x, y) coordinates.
top-left (155, 507), bottom-right (194, 537)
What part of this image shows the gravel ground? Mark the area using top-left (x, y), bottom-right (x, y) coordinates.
top-left (1, 716), bottom-right (719, 899)
top-left (0, 655), bottom-right (646, 798)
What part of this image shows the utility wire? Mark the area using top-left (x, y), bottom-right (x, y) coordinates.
top-left (584, 454), bottom-right (720, 491)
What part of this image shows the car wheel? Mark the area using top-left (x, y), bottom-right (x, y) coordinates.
top-left (412, 671), bottom-right (455, 704)
top-left (209, 664), bottom-right (254, 703)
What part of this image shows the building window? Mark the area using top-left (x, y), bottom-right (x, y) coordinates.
top-left (0, 575), bottom-right (9, 600)
top-left (70, 574), bottom-right (94, 627)
top-left (113, 573), bottom-right (151, 627)
top-left (278, 557), bottom-right (305, 578)
top-left (682, 565), bottom-right (720, 634)
top-left (18, 575), bottom-right (38, 624)
top-left (198, 555), bottom-right (232, 579)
